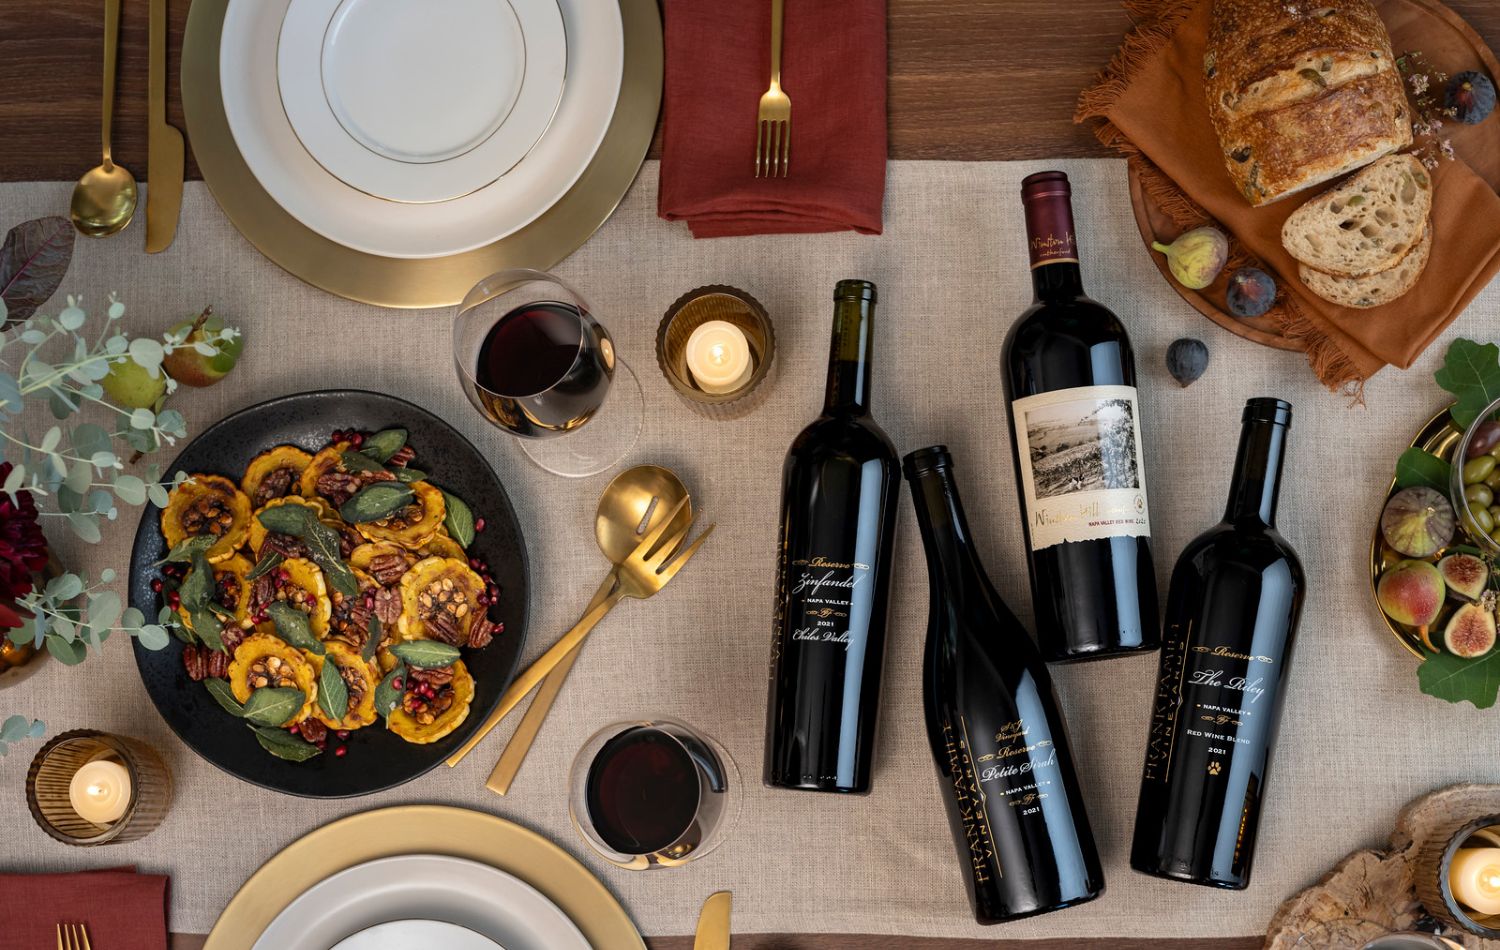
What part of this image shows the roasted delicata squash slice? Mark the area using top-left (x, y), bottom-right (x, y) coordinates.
top-left (419, 532), bottom-right (467, 561)
top-left (397, 556), bottom-right (485, 641)
top-left (228, 633), bottom-right (318, 723)
top-left (299, 443), bottom-right (352, 498)
top-left (177, 554), bottom-right (256, 632)
top-left (251, 556), bottom-right (332, 637)
top-left (162, 475), bottom-right (252, 563)
top-left (314, 641), bottom-right (381, 730)
top-left (349, 541), bottom-right (415, 575)
top-left (242, 446), bottom-right (313, 508)
top-left (355, 481), bottom-right (445, 548)
top-left (246, 495), bottom-right (332, 558)
top-left (388, 661), bottom-right (473, 744)
top-left (327, 568), bottom-right (381, 647)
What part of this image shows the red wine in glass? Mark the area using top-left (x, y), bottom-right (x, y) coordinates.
top-left (471, 301), bottom-right (615, 438)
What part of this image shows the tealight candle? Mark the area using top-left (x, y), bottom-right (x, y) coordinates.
top-left (684, 320), bottom-right (753, 395)
top-left (68, 756), bottom-right (131, 825)
top-left (1450, 846), bottom-right (1500, 916)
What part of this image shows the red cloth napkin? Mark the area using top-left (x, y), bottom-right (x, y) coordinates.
top-left (0, 868), bottom-right (168, 950)
top-left (657, 0), bottom-right (888, 237)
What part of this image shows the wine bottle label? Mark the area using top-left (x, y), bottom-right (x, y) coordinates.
top-left (783, 554), bottom-right (871, 650)
top-left (1010, 384), bottom-right (1151, 550)
top-left (1143, 638), bottom-right (1277, 784)
top-left (940, 716), bottom-right (1000, 884)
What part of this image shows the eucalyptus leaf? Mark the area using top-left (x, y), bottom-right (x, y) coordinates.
top-left (88, 591), bottom-right (122, 631)
top-left (0, 216), bottom-right (75, 327)
top-left (112, 474), bottom-right (146, 505)
top-left (44, 573), bottom-right (82, 601)
top-left (242, 687), bottom-right (306, 727)
top-left (441, 490), bottom-right (475, 548)
top-left (203, 677), bottom-right (245, 717)
top-left (65, 513), bottom-right (101, 543)
top-left (136, 624), bottom-right (170, 651)
top-left (64, 458), bottom-right (91, 495)
top-left (256, 504), bottom-right (310, 536)
top-left (374, 661), bottom-right (406, 720)
top-left (128, 337), bottom-right (164, 375)
top-left (45, 636), bottom-right (87, 665)
top-left (0, 715), bottom-right (30, 741)
top-left (390, 639), bottom-right (461, 669)
top-left (394, 467), bottom-right (427, 483)
top-left (339, 482), bottom-right (414, 524)
top-left (245, 550), bottom-right (285, 581)
top-left (268, 602), bottom-right (324, 655)
top-left (339, 450), bottom-right (386, 474)
top-left (147, 482), bottom-right (170, 508)
top-left (129, 408), bottom-right (155, 430)
top-left (318, 657), bottom-right (349, 722)
top-left (250, 724), bottom-right (322, 762)
top-left (359, 428), bottom-right (408, 463)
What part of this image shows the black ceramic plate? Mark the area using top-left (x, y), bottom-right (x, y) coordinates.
top-left (128, 390), bottom-right (529, 797)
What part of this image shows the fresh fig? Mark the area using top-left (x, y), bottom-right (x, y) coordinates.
top-left (1439, 553), bottom-right (1490, 602)
top-left (1446, 70), bottom-right (1496, 125)
top-left (1166, 338), bottom-right (1210, 387)
top-left (1151, 227), bottom-right (1229, 290)
top-left (1380, 486), bottom-right (1455, 558)
top-left (1443, 593), bottom-right (1497, 658)
top-left (1225, 267), bottom-right (1277, 318)
top-left (1376, 559), bottom-right (1445, 636)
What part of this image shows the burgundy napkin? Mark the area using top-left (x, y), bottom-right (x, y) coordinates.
top-left (657, 0), bottom-right (888, 237)
top-left (0, 868), bottom-right (168, 950)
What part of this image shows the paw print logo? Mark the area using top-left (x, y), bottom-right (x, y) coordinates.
top-left (1207, 761), bottom-right (1222, 776)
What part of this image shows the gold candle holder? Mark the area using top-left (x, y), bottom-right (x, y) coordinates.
top-left (26, 730), bottom-right (172, 846)
top-left (1415, 812), bottom-right (1500, 938)
top-left (656, 286), bottom-right (776, 420)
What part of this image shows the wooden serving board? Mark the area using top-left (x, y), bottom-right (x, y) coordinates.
top-left (1127, 0), bottom-right (1500, 352)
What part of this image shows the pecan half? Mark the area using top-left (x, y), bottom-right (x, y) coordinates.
top-left (466, 616), bottom-right (500, 649)
top-left (368, 553), bottom-right (410, 586)
top-left (262, 532), bottom-right (309, 559)
top-left (182, 644), bottom-right (208, 681)
top-left (373, 588), bottom-right (402, 625)
top-left (425, 610), bottom-right (463, 646)
top-left (206, 648), bottom-right (231, 679)
top-left (299, 718), bottom-right (328, 744)
top-left (315, 471), bottom-right (363, 507)
top-left (221, 625), bottom-right (246, 655)
top-left (252, 466), bottom-right (297, 507)
top-left (410, 665), bottom-right (455, 688)
top-left (387, 445), bottom-right (416, 467)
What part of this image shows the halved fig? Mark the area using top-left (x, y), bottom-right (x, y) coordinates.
top-left (1439, 553), bottom-right (1490, 602)
top-left (1444, 593), bottom-right (1498, 658)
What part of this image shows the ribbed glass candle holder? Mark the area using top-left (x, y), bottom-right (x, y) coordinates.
top-left (656, 286), bottom-right (776, 420)
top-left (1414, 812), bottom-right (1500, 938)
top-left (26, 730), bottom-right (172, 846)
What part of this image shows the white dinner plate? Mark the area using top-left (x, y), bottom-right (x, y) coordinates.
top-left (221, 0), bottom-right (622, 258)
top-left (331, 919), bottom-right (503, 950)
top-left (277, 0), bottom-right (566, 204)
top-left (250, 854), bottom-right (589, 950)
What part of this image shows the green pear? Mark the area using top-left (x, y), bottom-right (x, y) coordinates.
top-left (162, 311), bottom-right (244, 388)
top-left (100, 358), bottom-right (167, 410)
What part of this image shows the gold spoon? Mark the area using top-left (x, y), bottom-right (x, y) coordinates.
top-left (70, 0), bottom-right (137, 238)
top-left (481, 465), bottom-right (692, 793)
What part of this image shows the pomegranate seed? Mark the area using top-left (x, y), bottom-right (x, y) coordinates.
top-left (392, 678), bottom-right (403, 690)
top-left (350, 433), bottom-right (364, 447)
top-left (473, 518), bottom-right (486, 533)
top-left (288, 725), bottom-right (299, 735)
top-left (151, 578), bottom-right (164, 593)
top-left (167, 592), bottom-right (181, 607)
top-left (336, 730), bottom-right (350, 739)
top-left (334, 746), bottom-right (347, 758)
top-left (316, 739), bottom-right (327, 750)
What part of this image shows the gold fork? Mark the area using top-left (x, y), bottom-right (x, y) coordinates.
top-left (755, 0), bottom-right (790, 178)
top-left (444, 498), bottom-right (714, 770)
top-left (57, 923), bottom-right (92, 950)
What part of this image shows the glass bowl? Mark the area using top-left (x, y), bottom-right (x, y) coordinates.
top-left (1449, 395), bottom-right (1500, 558)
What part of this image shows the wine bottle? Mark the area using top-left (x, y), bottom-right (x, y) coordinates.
top-left (1003, 170), bottom-right (1160, 662)
top-left (764, 280), bottom-right (900, 794)
top-left (906, 445), bottom-right (1104, 924)
top-left (1131, 397), bottom-right (1304, 889)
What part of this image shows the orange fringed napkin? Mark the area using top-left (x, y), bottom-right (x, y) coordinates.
top-left (1077, 0), bottom-right (1500, 391)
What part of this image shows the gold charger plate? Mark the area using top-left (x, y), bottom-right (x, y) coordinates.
top-left (1369, 405), bottom-right (1462, 659)
top-left (205, 805), bottom-right (645, 949)
top-left (182, 0), bottom-right (662, 308)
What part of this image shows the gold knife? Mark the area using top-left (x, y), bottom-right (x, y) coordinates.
top-left (693, 891), bottom-right (731, 950)
top-left (145, 0), bottom-right (184, 253)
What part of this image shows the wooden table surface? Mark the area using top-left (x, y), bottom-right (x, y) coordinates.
top-left (5, 0), bottom-right (1499, 946)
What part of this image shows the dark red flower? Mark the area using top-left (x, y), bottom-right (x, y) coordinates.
top-left (0, 463), bottom-right (48, 630)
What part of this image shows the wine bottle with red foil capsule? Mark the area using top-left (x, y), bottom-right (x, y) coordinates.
top-left (1002, 170), bottom-right (1160, 662)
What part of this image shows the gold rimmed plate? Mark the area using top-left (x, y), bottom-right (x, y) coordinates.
top-left (186, 0), bottom-right (660, 304)
top-left (205, 805), bottom-right (644, 949)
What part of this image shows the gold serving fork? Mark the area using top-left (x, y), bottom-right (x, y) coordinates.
top-left (755, 0), bottom-right (790, 177)
top-left (57, 923), bottom-right (92, 950)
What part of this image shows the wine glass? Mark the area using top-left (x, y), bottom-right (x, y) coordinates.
top-left (568, 718), bottom-right (739, 871)
top-left (453, 269), bottom-right (643, 478)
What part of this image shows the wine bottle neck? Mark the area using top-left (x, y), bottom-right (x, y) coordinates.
top-left (824, 286), bottom-right (876, 416)
top-left (1022, 171), bottom-right (1084, 302)
top-left (906, 450), bottom-right (979, 587)
top-left (1224, 398), bottom-right (1293, 527)
top-left (1031, 261), bottom-right (1085, 301)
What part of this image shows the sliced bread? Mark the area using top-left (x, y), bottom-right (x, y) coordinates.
top-left (1280, 154), bottom-right (1432, 277)
top-left (1299, 226), bottom-right (1432, 308)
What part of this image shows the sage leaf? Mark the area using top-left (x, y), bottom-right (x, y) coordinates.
top-left (362, 615), bottom-right (381, 663)
top-left (394, 467), bottom-right (426, 483)
top-left (339, 482), bottom-right (414, 524)
top-left (441, 490), bottom-right (475, 548)
top-left (1395, 447), bottom-right (1452, 493)
top-left (160, 534), bottom-right (218, 565)
top-left (0, 216), bottom-right (75, 327)
top-left (339, 450), bottom-right (385, 474)
top-left (390, 639), bottom-right (461, 669)
top-left (245, 549), bottom-right (285, 581)
top-left (178, 550), bottom-right (214, 610)
top-left (318, 657), bottom-right (349, 722)
top-left (250, 724), bottom-right (322, 762)
top-left (204, 677), bottom-right (245, 717)
top-left (374, 661), bottom-right (406, 720)
top-left (242, 687), bottom-right (306, 727)
top-left (359, 428), bottom-right (408, 463)
top-left (301, 517), bottom-right (357, 599)
top-left (189, 606), bottom-right (225, 653)
top-left (268, 602), bottom-right (324, 655)
top-left (256, 504), bottom-right (310, 536)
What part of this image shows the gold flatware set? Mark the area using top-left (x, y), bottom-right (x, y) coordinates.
top-left (56, 923), bottom-right (93, 950)
top-left (754, 0), bottom-right (791, 178)
top-left (71, 0), bottom-right (184, 248)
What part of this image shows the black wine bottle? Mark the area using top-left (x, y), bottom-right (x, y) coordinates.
top-left (906, 445), bottom-right (1104, 924)
top-left (764, 280), bottom-right (900, 794)
top-left (1131, 397), bottom-right (1305, 889)
top-left (1003, 170), bottom-right (1160, 662)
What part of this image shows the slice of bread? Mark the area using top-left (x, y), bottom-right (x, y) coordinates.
top-left (1299, 226), bottom-right (1432, 308)
top-left (1280, 154), bottom-right (1432, 277)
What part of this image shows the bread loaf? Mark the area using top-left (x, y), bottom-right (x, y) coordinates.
top-left (1299, 226), bottom-right (1432, 308)
top-left (1281, 154), bottom-right (1432, 278)
top-left (1205, 0), bottom-right (1412, 205)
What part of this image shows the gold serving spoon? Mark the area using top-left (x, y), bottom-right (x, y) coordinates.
top-left (446, 495), bottom-right (713, 770)
top-left (70, 0), bottom-right (137, 237)
top-left (485, 465), bottom-right (692, 794)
